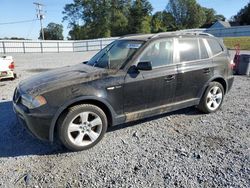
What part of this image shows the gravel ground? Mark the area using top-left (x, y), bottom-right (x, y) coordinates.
top-left (0, 51), bottom-right (249, 187)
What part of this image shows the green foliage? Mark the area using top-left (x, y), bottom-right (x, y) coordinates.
top-left (232, 3), bottom-right (250, 25)
top-left (201, 7), bottom-right (226, 28)
top-left (128, 0), bottom-right (153, 34)
top-left (39, 22), bottom-right (64, 40)
top-left (110, 0), bottom-right (131, 36)
top-left (68, 25), bottom-right (89, 40)
top-left (151, 11), bottom-right (166, 33)
top-left (62, 0), bottom-right (228, 39)
top-left (63, 0), bottom-right (153, 39)
top-left (151, 11), bottom-right (176, 33)
top-left (63, 0), bottom-right (132, 39)
top-left (167, 0), bottom-right (206, 29)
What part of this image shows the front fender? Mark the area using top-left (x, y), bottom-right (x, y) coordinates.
top-left (49, 96), bottom-right (117, 142)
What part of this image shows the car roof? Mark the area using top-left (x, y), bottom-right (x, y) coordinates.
top-left (120, 31), bottom-right (214, 41)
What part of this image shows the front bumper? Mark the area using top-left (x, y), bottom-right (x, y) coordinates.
top-left (13, 102), bottom-right (54, 141)
top-left (0, 70), bottom-right (14, 79)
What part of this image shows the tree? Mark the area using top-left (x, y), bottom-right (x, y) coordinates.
top-left (63, 0), bottom-right (110, 39)
top-left (215, 14), bottom-right (226, 22)
top-left (68, 25), bottom-right (89, 40)
top-left (151, 11), bottom-right (176, 33)
top-left (166, 0), bottom-right (206, 29)
top-left (63, 0), bottom-right (154, 38)
top-left (151, 11), bottom-right (167, 33)
top-left (201, 7), bottom-right (226, 28)
top-left (63, 0), bottom-right (134, 39)
top-left (232, 3), bottom-right (250, 25)
top-left (39, 22), bottom-right (64, 40)
top-left (128, 0), bottom-right (153, 34)
top-left (110, 0), bottom-right (131, 36)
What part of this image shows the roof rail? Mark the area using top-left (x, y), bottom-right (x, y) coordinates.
top-left (181, 31), bottom-right (214, 37)
top-left (119, 33), bottom-right (153, 39)
top-left (151, 31), bottom-right (214, 38)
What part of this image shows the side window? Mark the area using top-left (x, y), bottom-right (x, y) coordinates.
top-left (207, 38), bottom-right (223, 56)
top-left (199, 39), bottom-right (209, 59)
top-left (139, 39), bottom-right (173, 68)
top-left (179, 38), bottom-right (199, 62)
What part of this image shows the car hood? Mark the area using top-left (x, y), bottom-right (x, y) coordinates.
top-left (19, 64), bottom-right (113, 96)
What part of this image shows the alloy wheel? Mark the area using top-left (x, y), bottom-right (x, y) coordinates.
top-left (67, 111), bottom-right (103, 147)
top-left (206, 86), bottom-right (223, 111)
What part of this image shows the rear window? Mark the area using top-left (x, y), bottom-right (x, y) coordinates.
top-left (179, 38), bottom-right (199, 62)
top-left (207, 38), bottom-right (223, 56)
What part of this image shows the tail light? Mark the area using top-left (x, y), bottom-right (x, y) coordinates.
top-left (229, 59), bottom-right (235, 70)
top-left (8, 62), bottom-right (15, 70)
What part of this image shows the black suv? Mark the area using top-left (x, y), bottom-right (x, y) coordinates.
top-left (13, 32), bottom-right (234, 151)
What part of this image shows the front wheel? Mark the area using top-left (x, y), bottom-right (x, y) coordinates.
top-left (58, 104), bottom-right (107, 151)
top-left (198, 82), bottom-right (224, 113)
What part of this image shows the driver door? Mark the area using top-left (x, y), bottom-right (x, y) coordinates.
top-left (123, 38), bottom-right (177, 113)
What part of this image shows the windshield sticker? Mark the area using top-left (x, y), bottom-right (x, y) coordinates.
top-left (127, 43), bottom-right (142, 49)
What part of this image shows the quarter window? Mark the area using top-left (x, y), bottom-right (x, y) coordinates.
top-left (199, 39), bottom-right (209, 59)
top-left (139, 39), bottom-right (173, 68)
top-left (207, 38), bottom-right (223, 56)
top-left (179, 38), bottom-right (199, 62)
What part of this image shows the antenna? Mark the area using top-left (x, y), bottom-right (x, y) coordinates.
top-left (34, 2), bottom-right (45, 40)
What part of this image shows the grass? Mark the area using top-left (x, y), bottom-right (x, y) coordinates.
top-left (223, 37), bottom-right (250, 50)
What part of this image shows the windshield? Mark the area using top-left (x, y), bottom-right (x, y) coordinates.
top-left (87, 40), bottom-right (144, 69)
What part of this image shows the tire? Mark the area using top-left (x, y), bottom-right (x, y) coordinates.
top-left (58, 104), bottom-right (108, 151)
top-left (11, 73), bottom-right (17, 81)
top-left (198, 82), bottom-right (225, 113)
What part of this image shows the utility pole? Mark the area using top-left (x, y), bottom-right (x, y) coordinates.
top-left (34, 2), bottom-right (45, 40)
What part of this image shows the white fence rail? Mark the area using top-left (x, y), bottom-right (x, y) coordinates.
top-left (205, 25), bottom-right (250, 37)
top-left (0, 37), bottom-right (118, 54)
top-left (1, 25), bottom-right (250, 53)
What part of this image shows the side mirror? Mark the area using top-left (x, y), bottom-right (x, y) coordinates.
top-left (82, 61), bottom-right (88, 64)
top-left (137, 61), bottom-right (152, 71)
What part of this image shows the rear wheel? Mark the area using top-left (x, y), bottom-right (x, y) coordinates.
top-left (58, 104), bottom-right (107, 151)
top-left (198, 82), bottom-right (224, 113)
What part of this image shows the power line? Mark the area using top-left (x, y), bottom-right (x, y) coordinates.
top-left (34, 2), bottom-right (45, 40)
top-left (0, 19), bottom-right (39, 25)
top-left (26, 18), bottom-right (38, 39)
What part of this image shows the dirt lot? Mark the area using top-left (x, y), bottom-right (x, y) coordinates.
top-left (0, 51), bottom-right (249, 187)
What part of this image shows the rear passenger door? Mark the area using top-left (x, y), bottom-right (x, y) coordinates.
top-left (174, 37), bottom-right (213, 102)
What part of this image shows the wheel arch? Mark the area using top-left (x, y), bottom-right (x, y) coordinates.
top-left (198, 76), bottom-right (228, 100)
top-left (49, 96), bottom-right (116, 142)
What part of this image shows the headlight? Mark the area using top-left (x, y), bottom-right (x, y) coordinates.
top-left (21, 94), bottom-right (47, 109)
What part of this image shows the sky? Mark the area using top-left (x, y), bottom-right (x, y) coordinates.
top-left (0, 0), bottom-right (249, 40)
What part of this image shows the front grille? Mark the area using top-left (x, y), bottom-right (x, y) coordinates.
top-left (13, 88), bottom-right (21, 103)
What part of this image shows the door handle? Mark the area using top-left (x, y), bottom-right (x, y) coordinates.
top-left (203, 68), bottom-right (211, 74)
top-left (164, 75), bottom-right (175, 82)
